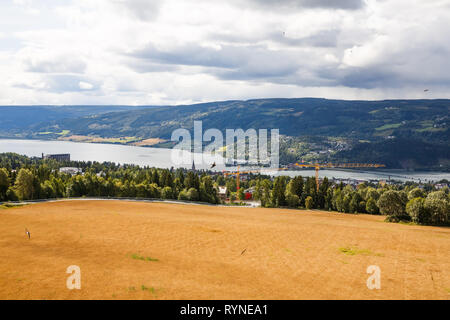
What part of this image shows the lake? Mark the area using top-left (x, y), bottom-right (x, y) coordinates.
top-left (0, 139), bottom-right (449, 183)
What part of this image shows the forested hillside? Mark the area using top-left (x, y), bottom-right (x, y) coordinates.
top-left (0, 99), bottom-right (449, 170)
top-left (0, 105), bottom-right (152, 132)
top-left (25, 99), bottom-right (449, 143)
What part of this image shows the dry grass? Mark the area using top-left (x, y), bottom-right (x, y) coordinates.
top-left (58, 135), bottom-right (139, 144)
top-left (0, 200), bottom-right (449, 300)
top-left (131, 138), bottom-right (167, 146)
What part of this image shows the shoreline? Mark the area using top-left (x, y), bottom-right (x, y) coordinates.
top-left (0, 137), bottom-right (449, 177)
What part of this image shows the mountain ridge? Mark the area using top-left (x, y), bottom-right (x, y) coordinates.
top-left (0, 98), bottom-right (448, 170)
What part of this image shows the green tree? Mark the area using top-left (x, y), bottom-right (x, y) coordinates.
top-left (349, 192), bottom-right (363, 213)
top-left (365, 197), bottom-right (379, 214)
top-left (0, 168), bottom-right (9, 201)
top-left (148, 183), bottom-right (161, 198)
top-left (14, 168), bottom-right (35, 200)
top-left (237, 188), bottom-right (245, 201)
top-left (216, 175), bottom-right (225, 186)
top-left (151, 169), bottom-right (160, 186)
top-left (175, 169), bottom-right (185, 185)
top-left (184, 171), bottom-right (200, 190)
top-left (199, 176), bottom-right (218, 204)
top-left (406, 197), bottom-right (427, 224)
top-left (286, 193), bottom-right (300, 208)
top-left (324, 188), bottom-right (333, 211)
top-left (271, 176), bottom-right (288, 207)
top-left (178, 189), bottom-right (189, 201)
top-left (424, 191), bottom-right (449, 225)
top-left (408, 187), bottom-right (425, 200)
top-left (331, 190), bottom-right (339, 211)
top-left (255, 179), bottom-right (272, 207)
top-left (365, 187), bottom-right (380, 201)
top-left (161, 186), bottom-right (174, 199)
top-left (305, 196), bottom-right (314, 210)
top-left (377, 190), bottom-right (406, 217)
top-left (225, 178), bottom-right (237, 194)
top-left (342, 194), bottom-right (351, 213)
top-left (333, 189), bottom-right (344, 212)
top-left (40, 180), bottom-right (56, 199)
top-left (286, 176), bottom-right (303, 199)
top-left (342, 185), bottom-right (354, 196)
top-left (66, 175), bottom-right (86, 197)
top-left (317, 177), bottom-right (330, 209)
top-left (6, 188), bottom-right (18, 201)
top-left (304, 177), bottom-right (317, 205)
top-left (187, 187), bottom-right (199, 201)
top-left (173, 177), bottom-right (183, 195)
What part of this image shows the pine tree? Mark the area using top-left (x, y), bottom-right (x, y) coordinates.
top-left (271, 176), bottom-right (287, 207)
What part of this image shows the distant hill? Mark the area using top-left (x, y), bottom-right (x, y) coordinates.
top-left (0, 105), bottom-right (154, 131)
top-left (0, 99), bottom-right (448, 170)
top-left (333, 138), bottom-right (450, 170)
top-left (19, 99), bottom-right (449, 141)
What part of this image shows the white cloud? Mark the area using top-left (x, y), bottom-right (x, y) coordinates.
top-left (0, 0), bottom-right (449, 105)
top-left (79, 81), bottom-right (94, 90)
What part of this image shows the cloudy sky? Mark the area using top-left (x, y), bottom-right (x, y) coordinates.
top-left (1, 0), bottom-right (449, 105)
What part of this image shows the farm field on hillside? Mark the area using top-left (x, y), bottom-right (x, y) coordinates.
top-left (0, 200), bottom-right (449, 300)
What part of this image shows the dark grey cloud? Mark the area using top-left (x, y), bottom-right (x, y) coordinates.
top-left (112, 0), bottom-right (162, 21)
top-left (210, 29), bottom-right (340, 48)
top-left (316, 66), bottom-right (399, 89)
top-left (274, 29), bottom-right (340, 47)
top-left (126, 59), bottom-right (179, 73)
top-left (128, 37), bottom-right (450, 90)
top-left (299, 0), bottom-right (365, 9)
top-left (245, 0), bottom-right (365, 10)
top-left (129, 43), bottom-right (301, 80)
top-left (132, 43), bottom-right (240, 68)
top-left (318, 52), bottom-right (450, 90)
top-left (127, 42), bottom-right (341, 87)
top-left (24, 57), bottom-right (86, 74)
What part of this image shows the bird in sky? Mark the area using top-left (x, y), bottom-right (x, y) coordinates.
top-left (424, 89), bottom-right (429, 92)
top-left (210, 162), bottom-right (216, 169)
top-left (240, 248), bottom-right (247, 256)
top-left (25, 228), bottom-right (30, 239)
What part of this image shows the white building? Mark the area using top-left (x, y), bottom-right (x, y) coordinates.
top-left (217, 186), bottom-right (227, 200)
top-left (59, 167), bottom-right (82, 175)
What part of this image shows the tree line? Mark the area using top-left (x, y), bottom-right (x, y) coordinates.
top-left (0, 153), bottom-right (219, 205)
top-left (248, 176), bottom-right (449, 226)
top-left (0, 153), bottom-right (448, 226)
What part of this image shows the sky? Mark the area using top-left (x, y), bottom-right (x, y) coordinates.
top-left (0, 0), bottom-right (449, 105)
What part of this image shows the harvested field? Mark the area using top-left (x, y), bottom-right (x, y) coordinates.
top-left (0, 200), bottom-right (449, 300)
top-left (132, 138), bottom-right (167, 146)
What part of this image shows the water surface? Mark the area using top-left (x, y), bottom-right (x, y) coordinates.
top-left (1, 139), bottom-right (448, 182)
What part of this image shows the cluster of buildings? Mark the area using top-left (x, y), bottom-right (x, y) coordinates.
top-left (217, 186), bottom-right (256, 202)
top-left (41, 153), bottom-right (82, 176)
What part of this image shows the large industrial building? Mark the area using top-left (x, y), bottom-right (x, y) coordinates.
top-left (42, 153), bottom-right (71, 161)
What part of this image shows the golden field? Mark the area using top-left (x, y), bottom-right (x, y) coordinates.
top-left (0, 200), bottom-right (449, 300)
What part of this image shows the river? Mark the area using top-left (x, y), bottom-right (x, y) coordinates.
top-left (0, 139), bottom-right (449, 183)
